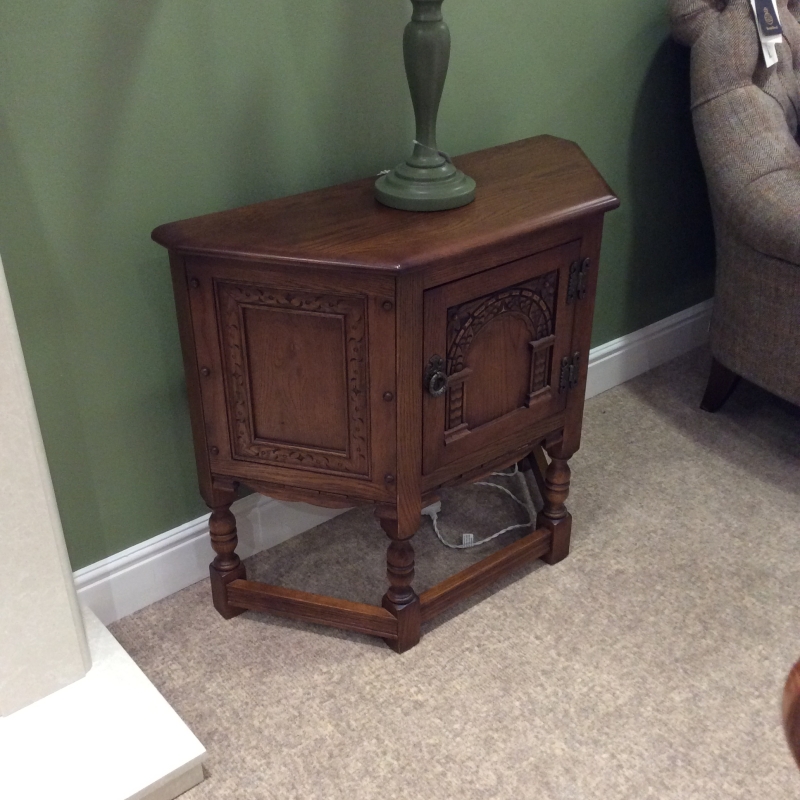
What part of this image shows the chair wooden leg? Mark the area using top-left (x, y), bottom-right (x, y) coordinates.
top-left (784, 658), bottom-right (800, 771)
top-left (701, 358), bottom-right (740, 412)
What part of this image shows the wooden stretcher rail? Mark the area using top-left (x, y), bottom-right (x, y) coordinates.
top-left (419, 527), bottom-right (552, 623)
top-left (227, 580), bottom-right (399, 640)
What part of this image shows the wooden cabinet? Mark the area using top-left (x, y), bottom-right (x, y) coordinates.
top-left (153, 136), bottom-right (618, 652)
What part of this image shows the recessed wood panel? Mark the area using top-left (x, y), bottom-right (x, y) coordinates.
top-left (216, 280), bottom-right (371, 477)
top-left (242, 306), bottom-right (349, 452)
top-left (463, 315), bottom-right (532, 429)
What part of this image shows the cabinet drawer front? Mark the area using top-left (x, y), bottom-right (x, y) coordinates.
top-left (422, 241), bottom-right (580, 475)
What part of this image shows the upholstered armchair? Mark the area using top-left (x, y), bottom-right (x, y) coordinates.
top-left (669, 0), bottom-right (800, 410)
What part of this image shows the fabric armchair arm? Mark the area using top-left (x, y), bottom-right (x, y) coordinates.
top-left (725, 166), bottom-right (800, 266)
top-left (693, 84), bottom-right (800, 266)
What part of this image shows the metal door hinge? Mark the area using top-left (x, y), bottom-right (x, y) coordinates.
top-left (559, 352), bottom-right (581, 393)
top-left (567, 258), bottom-right (590, 304)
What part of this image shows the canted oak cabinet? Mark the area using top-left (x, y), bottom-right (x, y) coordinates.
top-left (153, 136), bottom-right (619, 652)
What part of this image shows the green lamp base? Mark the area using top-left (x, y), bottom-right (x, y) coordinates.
top-left (375, 157), bottom-right (476, 212)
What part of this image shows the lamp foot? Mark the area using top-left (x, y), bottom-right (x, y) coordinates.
top-left (375, 162), bottom-right (475, 212)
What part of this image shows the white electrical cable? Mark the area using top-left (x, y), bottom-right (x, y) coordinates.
top-left (428, 465), bottom-right (537, 550)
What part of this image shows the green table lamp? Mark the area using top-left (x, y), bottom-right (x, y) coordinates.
top-left (375, 0), bottom-right (476, 212)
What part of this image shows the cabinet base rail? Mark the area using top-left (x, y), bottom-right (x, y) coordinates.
top-left (223, 526), bottom-right (554, 644)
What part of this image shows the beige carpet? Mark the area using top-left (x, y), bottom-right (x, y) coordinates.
top-left (111, 349), bottom-right (800, 799)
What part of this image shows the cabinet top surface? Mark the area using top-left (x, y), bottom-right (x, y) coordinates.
top-left (152, 136), bottom-right (619, 273)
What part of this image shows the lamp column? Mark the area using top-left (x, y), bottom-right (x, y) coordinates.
top-left (375, 0), bottom-right (475, 211)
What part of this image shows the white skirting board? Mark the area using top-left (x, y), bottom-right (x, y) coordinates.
top-left (74, 299), bottom-right (713, 626)
top-left (75, 494), bottom-right (345, 626)
top-left (585, 299), bottom-right (712, 399)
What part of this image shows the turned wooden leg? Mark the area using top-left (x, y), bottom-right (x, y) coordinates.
top-left (208, 491), bottom-right (247, 620)
top-left (377, 506), bottom-right (421, 653)
top-left (536, 446), bottom-right (572, 566)
top-left (521, 443), bottom-right (549, 503)
top-left (700, 358), bottom-right (740, 412)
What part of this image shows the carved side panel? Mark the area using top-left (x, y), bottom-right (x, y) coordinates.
top-left (445, 271), bottom-right (558, 434)
top-left (216, 281), bottom-right (370, 478)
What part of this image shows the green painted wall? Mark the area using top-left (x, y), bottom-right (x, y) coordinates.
top-left (0, 1), bottom-right (714, 569)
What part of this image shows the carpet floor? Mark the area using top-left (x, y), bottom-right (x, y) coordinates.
top-left (110, 349), bottom-right (800, 799)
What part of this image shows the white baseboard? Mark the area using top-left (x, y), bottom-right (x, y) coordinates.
top-left (75, 299), bottom-right (712, 625)
top-left (74, 494), bottom-right (344, 626)
top-left (585, 299), bottom-right (712, 399)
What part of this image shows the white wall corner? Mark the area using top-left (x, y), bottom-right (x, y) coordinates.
top-left (1, 251), bottom-right (207, 799)
top-left (0, 607), bottom-right (206, 800)
top-left (75, 298), bottom-right (712, 627)
top-left (0, 255), bottom-right (90, 716)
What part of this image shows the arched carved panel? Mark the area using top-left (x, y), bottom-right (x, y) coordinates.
top-left (444, 271), bottom-right (558, 434)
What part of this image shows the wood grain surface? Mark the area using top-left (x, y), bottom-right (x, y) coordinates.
top-left (152, 136), bottom-right (618, 273)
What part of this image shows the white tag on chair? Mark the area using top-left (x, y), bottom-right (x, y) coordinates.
top-left (750, 0), bottom-right (783, 67)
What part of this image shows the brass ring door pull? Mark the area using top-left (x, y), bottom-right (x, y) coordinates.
top-left (424, 355), bottom-right (448, 397)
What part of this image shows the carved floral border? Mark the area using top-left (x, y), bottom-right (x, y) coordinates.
top-left (216, 281), bottom-right (370, 477)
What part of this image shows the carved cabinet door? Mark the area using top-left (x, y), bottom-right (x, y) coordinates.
top-left (422, 241), bottom-right (581, 476)
top-left (182, 257), bottom-right (397, 502)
